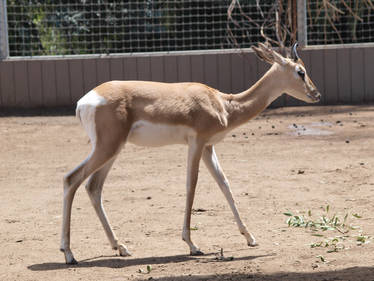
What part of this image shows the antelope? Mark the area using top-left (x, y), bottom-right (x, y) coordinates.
top-left (61, 42), bottom-right (320, 264)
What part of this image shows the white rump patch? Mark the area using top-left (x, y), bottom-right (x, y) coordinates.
top-left (76, 90), bottom-right (108, 148)
top-left (128, 120), bottom-right (197, 147)
top-left (77, 90), bottom-right (107, 108)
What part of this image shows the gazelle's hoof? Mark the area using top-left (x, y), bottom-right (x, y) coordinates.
top-left (118, 244), bottom-right (131, 257)
top-left (248, 241), bottom-right (258, 247)
top-left (66, 257), bottom-right (78, 265)
top-left (190, 250), bottom-right (204, 256)
top-left (61, 248), bottom-right (78, 264)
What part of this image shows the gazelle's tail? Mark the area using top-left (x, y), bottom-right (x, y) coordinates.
top-left (75, 104), bottom-right (82, 124)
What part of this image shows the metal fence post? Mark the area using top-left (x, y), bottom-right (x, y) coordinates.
top-left (0, 0), bottom-right (9, 59)
top-left (297, 0), bottom-right (307, 46)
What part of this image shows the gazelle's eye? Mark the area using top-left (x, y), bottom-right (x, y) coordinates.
top-left (297, 70), bottom-right (305, 81)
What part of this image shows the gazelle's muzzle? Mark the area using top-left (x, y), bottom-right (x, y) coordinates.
top-left (307, 91), bottom-right (321, 102)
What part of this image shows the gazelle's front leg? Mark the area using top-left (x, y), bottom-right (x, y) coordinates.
top-left (182, 137), bottom-right (205, 255)
top-left (202, 145), bottom-right (257, 247)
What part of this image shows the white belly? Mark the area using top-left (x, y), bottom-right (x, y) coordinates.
top-left (128, 120), bottom-right (197, 147)
top-left (207, 130), bottom-right (229, 145)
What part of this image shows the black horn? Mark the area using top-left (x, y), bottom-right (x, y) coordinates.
top-left (291, 42), bottom-right (300, 61)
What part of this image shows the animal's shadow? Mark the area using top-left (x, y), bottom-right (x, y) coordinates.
top-left (28, 252), bottom-right (272, 271)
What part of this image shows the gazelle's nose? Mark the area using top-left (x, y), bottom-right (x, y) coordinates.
top-left (308, 91), bottom-right (321, 102)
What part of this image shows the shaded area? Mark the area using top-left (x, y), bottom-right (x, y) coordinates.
top-left (0, 106), bottom-right (75, 117)
top-left (262, 104), bottom-right (374, 119)
top-left (137, 266), bottom-right (374, 281)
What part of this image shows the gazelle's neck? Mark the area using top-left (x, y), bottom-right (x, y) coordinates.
top-left (223, 64), bottom-right (283, 129)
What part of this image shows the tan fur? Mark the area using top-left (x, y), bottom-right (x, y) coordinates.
top-left (60, 43), bottom-right (321, 264)
top-left (94, 81), bottom-right (229, 139)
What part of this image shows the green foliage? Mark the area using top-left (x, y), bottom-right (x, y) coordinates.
top-left (138, 265), bottom-right (152, 274)
top-left (284, 206), bottom-right (371, 254)
top-left (284, 207), bottom-right (352, 234)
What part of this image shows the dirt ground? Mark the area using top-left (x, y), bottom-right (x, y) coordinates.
top-left (1, 105), bottom-right (374, 281)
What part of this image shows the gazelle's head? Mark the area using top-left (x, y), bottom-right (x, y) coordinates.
top-left (251, 42), bottom-right (321, 103)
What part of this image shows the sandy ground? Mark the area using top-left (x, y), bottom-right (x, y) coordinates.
top-left (1, 105), bottom-right (374, 281)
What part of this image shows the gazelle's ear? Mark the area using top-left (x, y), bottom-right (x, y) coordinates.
top-left (251, 45), bottom-right (274, 64)
top-left (270, 49), bottom-right (287, 65)
top-left (251, 43), bottom-right (287, 65)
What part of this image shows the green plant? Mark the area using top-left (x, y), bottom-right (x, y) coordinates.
top-left (284, 205), bottom-right (371, 253)
top-left (138, 265), bottom-right (152, 274)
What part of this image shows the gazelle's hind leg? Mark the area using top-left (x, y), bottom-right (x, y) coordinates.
top-left (60, 157), bottom-right (90, 264)
top-left (85, 157), bottom-right (131, 257)
top-left (61, 102), bottom-right (128, 264)
top-left (60, 142), bottom-right (123, 264)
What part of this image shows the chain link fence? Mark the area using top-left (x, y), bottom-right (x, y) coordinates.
top-left (2, 0), bottom-right (374, 57)
top-left (307, 0), bottom-right (374, 45)
top-left (5, 0), bottom-right (281, 57)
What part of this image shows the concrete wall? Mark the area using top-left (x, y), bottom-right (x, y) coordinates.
top-left (1, 44), bottom-right (374, 108)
